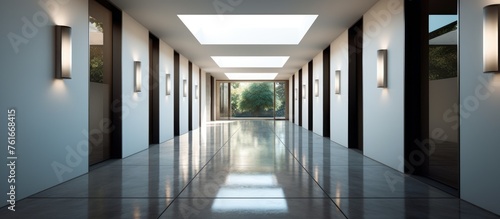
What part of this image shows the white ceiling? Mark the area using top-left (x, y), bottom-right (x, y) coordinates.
top-left (110, 0), bottom-right (379, 80)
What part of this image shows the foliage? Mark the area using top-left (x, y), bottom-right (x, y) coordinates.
top-left (230, 83), bottom-right (241, 115)
top-left (90, 46), bottom-right (104, 83)
top-left (429, 45), bottom-right (457, 80)
top-left (89, 17), bottom-right (105, 83)
top-left (274, 83), bottom-right (286, 117)
top-left (89, 16), bottom-right (104, 33)
top-left (238, 82), bottom-right (274, 116)
top-left (429, 21), bottom-right (457, 80)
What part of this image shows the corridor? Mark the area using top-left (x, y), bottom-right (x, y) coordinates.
top-left (1, 121), bottom-right (497, 218)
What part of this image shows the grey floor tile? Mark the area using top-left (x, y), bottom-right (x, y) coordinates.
top-left (0, 198), bottom-right (170, 219)
top-left (1, 120), bottom-right (498, 219)
top-left (311, 165), bottom-right (451, 198)
top-left (33, 165), bottom-right (193, 198)
top-left (159, 198), bottom-right (346, 219)
top-left (334, 198), bottom-right (500, 219)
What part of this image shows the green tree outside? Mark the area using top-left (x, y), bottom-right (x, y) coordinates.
top-left (238, 82), bottom-right (274, 117)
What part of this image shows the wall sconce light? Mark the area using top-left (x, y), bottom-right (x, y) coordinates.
top-left (295, 88), bottom-right (298, 100)
top-left (195, 84), bottom-right (199, 99)
top-left (314, 79), bottom-right (320, 97)
top-left (484, 4), bottom-right (500, 73)
top-left (183, 79), bottom-right (188, 97)
top-left (335, 70), bottom-right (341, 94)
top-left (377, 49), bottom-right (388, 88)
top-left (302, 85), bottom-right (306, 99)
top-left (55, 25), bottom-right (72, 79)
top-left (134, 61), bottom-right (141, 92)
top-left (166, 73), bottom-right (171, 95)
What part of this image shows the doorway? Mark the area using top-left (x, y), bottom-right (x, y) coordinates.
top-left (149, 33), bottom-right (160, 145)
top-left (427, 0), bottom-right (459, 189)
top-left (348, 18), bottom-right (364, 151)
top-left (89, 0), bottom-right (113, 165)
top-left (216, 81), bottom-right (288, 120)
top-left (404, 0), bottom-right (460, 192)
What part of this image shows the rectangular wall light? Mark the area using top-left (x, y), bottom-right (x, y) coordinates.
top-left (377, 50), bottom-right (388, 88)
top-left (183, 79), bottom-right (188, 97)
top-left (295, 88), bottom-right (298, 100)
top-left (55, 25), bottom-right (72, 79)
top-left (134, 61), bottom-right (141, 92)
top-left (302, 85), bottom-right (306, 99)
top-left (335, 70), bottom-right (341, 94)
top-left (484, 4), bottom-right (500, 73)
top-left (166, 73), bottom-right (171, 95)
top-left (195, 84), bottom-right (199, 99)
top-left (314, 79), bottom-right (319, 97)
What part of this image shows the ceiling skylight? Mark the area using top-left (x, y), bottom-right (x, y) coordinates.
top-left (212, 56), bottom-right (289, 68)
top-left (225, 73), bottom-right (278, 80)
top-left (178, 15), bottom-right (318, 45)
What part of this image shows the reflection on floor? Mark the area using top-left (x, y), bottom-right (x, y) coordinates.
top-left (1, 121), bottom-right (498, 218)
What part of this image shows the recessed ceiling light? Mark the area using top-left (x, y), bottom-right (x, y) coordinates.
top-left (212, 56), bottom-right (289, 68)
top-left (178, 15), bottom-right (318, 45)
top-left (225, 73), bottom-right (278, 80)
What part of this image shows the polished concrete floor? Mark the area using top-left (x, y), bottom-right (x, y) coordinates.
top-left (1, 120), bottom-right (499, 218)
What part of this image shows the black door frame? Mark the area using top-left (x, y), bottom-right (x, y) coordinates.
top-left (348, 18), bottom-right (364, 151)
top-left (149, 33), bottom-right (160, 145)
top-left (174, 51), bottom-right (180, 136)
top-left (323, 46), bottom-right (331, 138)
top-left (92, 0), bottom-right (122, 159)
top-left (308, 61), bottom-right (313, 131)
top-left (404, 0), bottom-right (460, 194)
top-left (298, 69), bottom-right (303, 126)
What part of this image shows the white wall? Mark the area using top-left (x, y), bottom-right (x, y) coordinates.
top-left (330, 31), bottom-right (349, 147)
top-left (301, 64), bottom-right (309, 130)
top-left (312, 53), bottom-right (324, 135)
top-left (0, 0), bottom-right (89, 203)
top-left (159, 41), bottom-right (174, 142)
top-left (179, 55), bottom-right (189, 134)
top-left (459, 0), bottom-right (500, 215)
top-left (192, 64), bottom-right (200, 130)
top-left (362, 0), bottom-right (405, 172)
top-left (121, 13), bottom-right (149, 157)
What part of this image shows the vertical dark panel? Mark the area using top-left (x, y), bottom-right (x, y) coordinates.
top-left (174, 51), bottom-right (180, 136)
top-left (210, 76), bottom-right (215, 121)
top-left (308, 61), bottom-right (313, 131)
top-left (228, 84), bottom-right (232, 118)
top-left (148, 33), bottom-right (160, 144)
top-left (292, 75), bottom-right (295, 124)
top-left (323, 46), bottom-right (331, 138)
top-left (404, 0), bottom-right (429, 175)
top-left (199, 68), bottom-right (202, 127)
top-left (348, 18), bottom-right (363, 151)
top-left (96, 0), bottom-right (122, 159)
top-left (298, 69), bottom-right (303, 126)
top-left (189, 62), bottom-right (193, 131)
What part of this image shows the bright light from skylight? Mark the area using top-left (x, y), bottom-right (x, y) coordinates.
top-left (178, 15), bottom-right (318, 45)
top-left (211, 174), bottom-right (288, 213)
top-left (225, 73), bottom-right (278, 80)
top-left (212, 56), bottom-right (289, 68)
top-left (225, 174), bottom-right (277, 185)
top-left (212, 199), bottom-right (288, 213)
